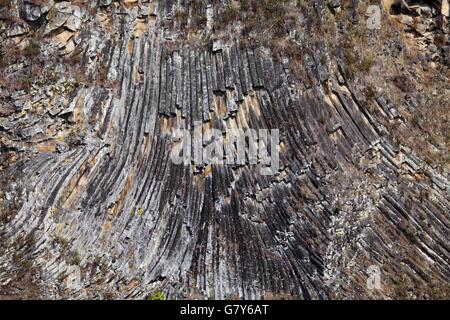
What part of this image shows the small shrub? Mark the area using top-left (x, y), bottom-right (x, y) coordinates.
top-left (216, 4), bottom-right (240, 29)
top-left (394, 278), bottom-right (410, 300)
top-left (49, 206), bottom-right (58, 218)
top-left (333, 205), bottom-right (341, 215)
top-left (20, 259), bottom-right (33, 270)
top-left (24, 40), bottom-right (41, 59)
top-left (65, 52), bottom-right (83, 66)
top-left (364, 84), bottom-right (377, 101)
top-left (0, 0), bottom-right (12, 8)
top-left (20, 76), bottom-right (33, 92)
top-left (69, 250), bottom-right (81, 265)
top-left (296, 0), bottom-right (307, 8)
top-left (54, 235), bottom-right (69, 251)
top-left (24, 233), bottom-right (36, 247)
top-left (434, 33), bottom-right (446, 48)
top-left (103, 291), bottom-right (116, 300)
top-left (63, 80), bottom-right (76, 95)
top-left (404, 225), bottom-right (418, 245)
top-left (147, 291), bottom-right (165, 300)
top-left (343, 48), bottom-right (358, 79)
top-left (0, 208), bottom-right (14, 224)
top-left (174, 9), bottom-right (189, 29)
top-left (429, 283), bottom-right (449, 300)
top-left (360, 56), bottom-right (374, 73)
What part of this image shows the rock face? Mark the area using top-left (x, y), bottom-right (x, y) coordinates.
top-left (0, 1), bottom-right (449, 300)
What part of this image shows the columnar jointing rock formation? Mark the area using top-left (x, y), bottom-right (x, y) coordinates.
top-left (0, 1), bottom-right (449, 299)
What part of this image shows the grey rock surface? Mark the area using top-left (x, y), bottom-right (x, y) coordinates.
top-left (0, 0), bottom-right (448, 300)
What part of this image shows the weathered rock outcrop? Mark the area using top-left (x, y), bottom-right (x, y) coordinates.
top-left (0, 0), bottom-right (448, 299)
